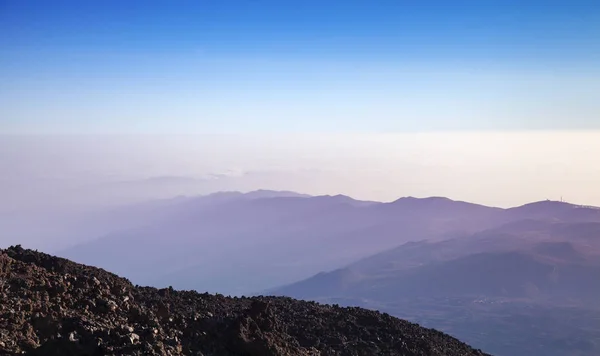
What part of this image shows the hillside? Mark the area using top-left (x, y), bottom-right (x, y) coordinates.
top-left (58, 192), bottom-right (600, 296)
top-left (274, 219), bottom-right (600, 300)
top-left (58, 192), bottom-right (503, 295)
top-left (0, 245), bottom-right (489, 356)
top-left (270, 221), bottom-right (600, 356)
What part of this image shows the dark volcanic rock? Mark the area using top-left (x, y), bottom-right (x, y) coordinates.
top-left (0, 245), bottom-right (490, 355)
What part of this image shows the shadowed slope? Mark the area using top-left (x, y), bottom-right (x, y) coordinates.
top-left (0, 245), bottom-right (489, 356)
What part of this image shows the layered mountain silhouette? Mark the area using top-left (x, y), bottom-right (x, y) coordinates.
top-left (0, 245), bottom-right (489, 356)
top-left (58, 191), bottom-right (600, 297)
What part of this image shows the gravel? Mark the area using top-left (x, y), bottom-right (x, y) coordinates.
top-left (0, 245), bottom-right (490, 356)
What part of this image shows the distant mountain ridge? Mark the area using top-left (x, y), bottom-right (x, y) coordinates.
top-left (57, 190), bottom-right (600, 297)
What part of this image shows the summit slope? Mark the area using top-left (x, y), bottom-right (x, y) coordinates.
top-left (0, 245), bottom-right (489, 356)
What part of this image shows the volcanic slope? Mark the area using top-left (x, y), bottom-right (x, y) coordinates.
top-left (0, 245), bottom-right (489, 356)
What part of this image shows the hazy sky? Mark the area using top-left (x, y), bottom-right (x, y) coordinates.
top-left (1, 1), bottom-right (600, 208)
top-left (1, 132), bottom-right (600, 210)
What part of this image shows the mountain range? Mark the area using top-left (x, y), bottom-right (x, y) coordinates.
top-left (38, 190), bottom-right (600, 355)
top-left (57, 191), bottom-right (600, 296)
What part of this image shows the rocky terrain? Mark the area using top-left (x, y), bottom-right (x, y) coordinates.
top-left (0, 245), bottom-right (489, 356)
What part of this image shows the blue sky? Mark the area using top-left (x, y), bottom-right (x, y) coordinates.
top-left (1, 0), bottom-right (599, 133)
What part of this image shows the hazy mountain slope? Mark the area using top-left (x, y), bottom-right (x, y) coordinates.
top-left (59, 193), bottom-right (379, 293)
top-left (1, 189), bottom-right (310, 253)
top-left (0, 246), bottom-right (490, 356)
top-left (341, 218), bottom-right (600, 277)
top-left (271, 221), bottom-right (600, 356)
top-left (58, 193), bottom-right (506, 295)
top-left (274, 248), bottom-right (600, 302)
top-left (58, 194), bottom-right (600, 296)
top-left (274, 220), bottom-right (600, 300)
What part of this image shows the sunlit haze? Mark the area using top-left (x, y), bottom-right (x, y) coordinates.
top-left (2, 132), bottom-right (600, 210)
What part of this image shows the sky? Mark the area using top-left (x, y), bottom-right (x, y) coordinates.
top-left (1, 0), bottom-right (600, 133)
top-left (1, 1), bottom-right (600, 209)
